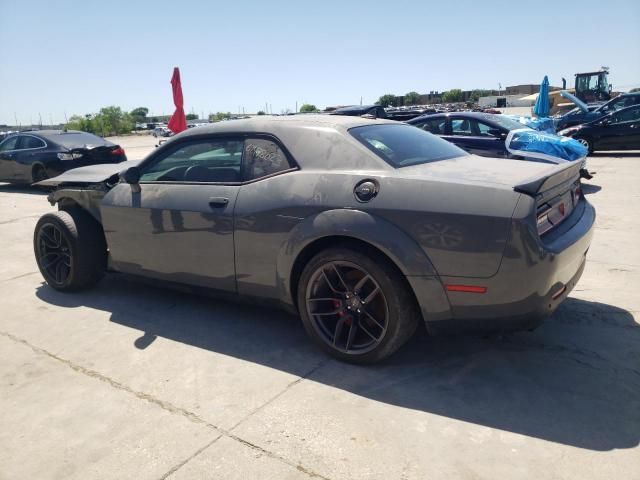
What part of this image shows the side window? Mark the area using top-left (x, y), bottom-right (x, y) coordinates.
top-left (417, 118), bottom-right (446, 135)
top-left (476, 122), bottom-right (494, 136)
top-left (22, 136), bottom-right (46, 149)
top-left (0, 136), bottom-right (20, 151)
top-left (140, 138), bottom-right (243, 182)
top-left (243, 138), bottom-right (292, 181)
top-left (451, 118), bottom-right (479, 136)
top-left (611, 107), bottom-right (640, 124)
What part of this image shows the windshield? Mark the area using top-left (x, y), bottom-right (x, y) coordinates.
top-left (349, 124), bottom-right (466, 168)
top-left (486, 115), bottom-right (532, 131)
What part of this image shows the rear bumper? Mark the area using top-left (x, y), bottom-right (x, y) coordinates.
top-left (419, 199), bottom-right (595, 335)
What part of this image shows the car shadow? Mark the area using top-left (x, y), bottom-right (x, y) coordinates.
top-left (0, 183), bottom-right (49, 195)
top-left (590, 151), bottom-right (640, 158)
top-left (581, 183), bottom-right (602, 194)
top-left (35, 275), bottom-right (639, 452)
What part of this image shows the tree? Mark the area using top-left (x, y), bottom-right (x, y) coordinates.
top-left (208, 112), bottom-right (232, 122)
top-left (404, 91), bottom-right (421, 106)
top-left (442, 89), bottom-right (463, 103)
top-left (185, 113), bottom-right (198, 120)
top-left (299, 104), bottom-right (318, 113)
top-left (376, 94), bottom-right (398, 107)
top-left (130, 107), bottom-right (149, 124)
top-left (256, 110), bottom-right (266, 115)
top-left (468, 89), bottom-right (493, 102)
top-left (99, 106), bottom-right (133, 136)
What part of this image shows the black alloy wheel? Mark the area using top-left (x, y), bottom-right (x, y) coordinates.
top-left (305, 261), bottom-right (389, 355)
top-left (298, 247), bottom-right (420, 363)
top-left (36, 222), bottom-right (72, 286)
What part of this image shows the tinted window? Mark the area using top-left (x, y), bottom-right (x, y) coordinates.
top-left (140, 139), bottom-right (243, 182)
top-left (451, 118), bottom-right (478, 136)
top-left (350, 124), bottom-right (466, 168)
top-left (49, 132), bottom-right (110, 148)
top-left (0, 136), bottom-right (19, 151)
top-left (415, 118), bottom-right (446, 134)
top-left (22, 136), bottom-right (46, 149)
top-left (243, 138), bottom-right (292, 180)
top-left (611, 107), bottom-right (640, 124)
top-left (485, 115), bottom-right (530, 131)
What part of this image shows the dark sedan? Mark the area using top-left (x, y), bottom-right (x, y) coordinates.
top-left (556, 92), bottom-right (640, 131)
top-left (0, 130), bottom-right (127, 184)
top-left (557, 104), bottom-right (640, 153)
top-left (33, 115), bottom-right (594, 363)
top-left (408, 112), bottom-right (533, 158)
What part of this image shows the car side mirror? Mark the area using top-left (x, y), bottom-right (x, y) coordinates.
top-left (120, 166), bottom-right (141, 186)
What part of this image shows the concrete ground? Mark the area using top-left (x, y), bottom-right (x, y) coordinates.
top-left (0, 138), bottom-right (638, 479)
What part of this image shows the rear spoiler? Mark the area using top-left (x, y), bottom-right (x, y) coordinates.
top-left (514, 161), bottom-right (581, 196)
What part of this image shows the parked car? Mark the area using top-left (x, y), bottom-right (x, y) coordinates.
top-left (331, 105), bottom-right (387, 119)
top-left (33, 115), bottom-right (594, 363)
top-left (152, 126), bottom-right (172, 137)
top-left (557, 104), bottom-right (640, 153)
top-left (0, 130), bottom-right (126, 184)
top-left (555, 92), bottom-right (640, 130)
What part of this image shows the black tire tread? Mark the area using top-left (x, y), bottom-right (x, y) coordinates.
top-left (297, 246), bottom-right (420, 364)
top-left (33, 209), bottom-right (107, 291)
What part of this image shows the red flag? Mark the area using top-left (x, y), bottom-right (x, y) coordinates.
top-left (167, 67), bottom-right (187, 134)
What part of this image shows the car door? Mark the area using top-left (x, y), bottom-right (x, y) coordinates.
top-left (0, 135), bottom-right (20, 181)
top-left (596, 106), bottom-right (640, 150)
top-left (446, 117), bottom-right (504, 156)
top-left (100, 136), bottom-right (244, 292)
top-left (12, 134), bottom-right (48, 182)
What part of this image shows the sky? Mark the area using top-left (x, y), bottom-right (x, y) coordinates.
top-left (1, 0), bottom-right (639, 125)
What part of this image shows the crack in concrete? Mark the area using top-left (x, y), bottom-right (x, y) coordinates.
top-left (0, 214), bottom-right (42, 225)
top-left (158, 435), bottom-right (223, 480)
top-left (0, 271), bottom-right (39, 283)
top-left (0, 330), bottom-right (333, 480)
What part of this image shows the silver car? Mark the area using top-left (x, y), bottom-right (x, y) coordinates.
top-left (33, 115), bottom-right (595, 363)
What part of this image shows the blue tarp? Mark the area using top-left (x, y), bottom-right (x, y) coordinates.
top-left (506, 129), bottom-right (588, 162)
top-left (504, 115), bottom-right (556, 133)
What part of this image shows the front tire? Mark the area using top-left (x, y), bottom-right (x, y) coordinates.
top-left (297, 247), bottom-right (420, 363)
top-left (33, 210), bottom-right (107, 291)
top-left (575, 136), bottom-right (594, 154)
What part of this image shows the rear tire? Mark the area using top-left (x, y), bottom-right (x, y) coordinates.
top-left (31, 165), bottom-right (48, 184)
top-left (33, 209), bottom-right (107, 291)
top-left (297, 247), bottom-right (420, 364)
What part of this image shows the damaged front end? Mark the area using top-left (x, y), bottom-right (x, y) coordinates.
top-left (39, 161), bottom-right (138, 222)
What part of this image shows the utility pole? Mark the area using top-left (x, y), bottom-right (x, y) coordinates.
top-left (295, 101), bottom-right (298, 113)
top-left (14, 112), bottom-right (18, 128)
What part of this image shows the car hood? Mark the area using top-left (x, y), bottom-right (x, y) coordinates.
top-left (36, 160), bottom-right (140, 187)
top-left (397, 154), bottom-right (567, 191)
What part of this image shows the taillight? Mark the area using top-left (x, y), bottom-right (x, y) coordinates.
top-left (111, 146), bottom-right (125, 156)
top-left (537, 181), bottom-right (581, 236)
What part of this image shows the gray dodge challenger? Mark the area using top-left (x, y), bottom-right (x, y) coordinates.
top-left (34, 115), bottom-right (595, 363)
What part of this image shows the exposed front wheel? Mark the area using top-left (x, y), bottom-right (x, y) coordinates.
top-left (33, 210), bottom-right (107, 291)
top-left (575, 136), bottom-right (594, 154)
top-left (297, 247), bottom-right (420, 363)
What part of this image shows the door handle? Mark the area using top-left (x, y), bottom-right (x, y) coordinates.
top-left (208, 197), bottom-right (229, 207)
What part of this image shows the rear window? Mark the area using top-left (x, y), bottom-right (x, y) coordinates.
top-left (349, 124), bottom-right (465, 168)
top-left (48, 132), bottom-right (111, 149)
top-left (484, 114), bottom-right (531, 131)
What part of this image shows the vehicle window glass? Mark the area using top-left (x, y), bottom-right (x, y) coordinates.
top-left (611, 107), bottom-right (640, 124)
top-left (22, 136), bottom-right (46, 149)
top-left (243, 138), bottom-right (291, 181)
top-left (416, 118), bottom-right (446, 134)
top-left (451, 118), bottom-right (478, 136)
top-left (0, 136), bottom-right (19, 151)
top-left (140, 139), bottom-right (244, 182)
top-left (50, 132), bottom-right (110, 148)
top-left (349, 124), bottom-right (466, 168)
top-left (476, 122), bottom-right (494, 136)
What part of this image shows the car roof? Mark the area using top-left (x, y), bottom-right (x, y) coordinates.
top-left (409, 111), bottom-right (497, 123)
top-left (332, 105), bottom-right (378, 113)
top-left (159, 114), bottom-right (399, 171)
